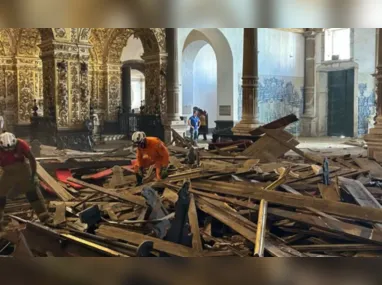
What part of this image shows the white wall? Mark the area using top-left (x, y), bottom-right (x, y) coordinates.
top-left (257, 29), bottom-right (305, 134)
top-left (354, 28), bottom-right (376, 135)
top-left (131, 69), bottom-right (145, 111)
top-left (178, 28), bottom-right (305, 133)
top-left (179, 28), bottom-right (243, 122)
top-left (121, 37), bottom-right (145, 112)
top-left (192, 44), bottom-right (217, 127)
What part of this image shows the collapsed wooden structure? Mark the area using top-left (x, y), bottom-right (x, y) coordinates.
top-left (1, 114), bottom-right (382, 257)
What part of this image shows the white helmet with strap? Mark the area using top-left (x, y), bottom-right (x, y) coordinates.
top-left (132, 131), bottom-right (146, 144)
top-left (0, 132), bottom-right (17, 151)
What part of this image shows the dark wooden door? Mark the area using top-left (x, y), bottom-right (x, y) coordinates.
top-left (327, 69), bottom-right (354, 137)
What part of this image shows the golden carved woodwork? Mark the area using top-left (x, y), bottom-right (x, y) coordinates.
top-left (0, 28), bottom-right (166, 128)
top-left (88, 28), bottom-right (166, 120)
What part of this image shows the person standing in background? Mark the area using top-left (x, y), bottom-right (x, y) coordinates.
top-left (198, 111), bottom-right (208, 141)
top-left (188, 109), bottom-right (201, 143)
top-left (0, 113), bottom-right (4, 133)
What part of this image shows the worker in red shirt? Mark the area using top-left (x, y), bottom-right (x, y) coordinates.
top-left (132, 131), bottom-right (169, 185)
top-left (0, 132), bottom-right (51, 231)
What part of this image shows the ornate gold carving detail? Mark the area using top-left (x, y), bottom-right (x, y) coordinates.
top-left (54, 28), bottom-right (66, 38)
top-left (0, 28), bottom-right (166, 128)
top-left (70, 62), bottom-right (81, 125)
top-left (16, 29), bottom-right (41, 57)
top-left (18, 68), bottom-right (34, 123)
top-left (57, 60), bottom-right (69, 127)
top-left (0, 68), bottom-right (6, 113)
top-left (79, 28), bottom-right (91, 42)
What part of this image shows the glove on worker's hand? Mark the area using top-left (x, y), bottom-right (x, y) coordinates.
top-left (30, 174), bottom-right (39, 185)
top-left (135, 167), bottom-right (145, 186)
top-left (160, 167), bottom-right (168, 179)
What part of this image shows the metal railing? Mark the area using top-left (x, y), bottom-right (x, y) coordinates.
top-left (118, 112), bottom-right (165, 141)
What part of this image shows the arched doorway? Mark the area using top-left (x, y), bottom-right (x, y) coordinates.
top-left (89, 28), bottom-right (165, 121)
top-left (120, 37), bottom-right (145, 113)
top-left (182, 29), bottom-right (234, 129)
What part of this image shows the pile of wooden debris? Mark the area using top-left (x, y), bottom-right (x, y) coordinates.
top-left (2, 115), bottom-right (382, 257)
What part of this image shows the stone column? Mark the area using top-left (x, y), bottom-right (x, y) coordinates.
top-left (141, 53), bottom-right (166, 115)
top-left (164, 28), bottom-right (187, 143)
top-left (300, 29), bottom-right (318, 136)
top-left (364, 28), bottom-right (382, 161)
top-left (232, 28), bottom-right (261, 135)
top-left (166, 28), bottom-right (180, 121)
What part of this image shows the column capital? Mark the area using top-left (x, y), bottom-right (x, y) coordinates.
top-left (303, 28), bottom-right (323, 38)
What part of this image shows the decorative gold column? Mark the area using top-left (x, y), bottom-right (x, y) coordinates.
top-left (365, 28), bottom-right (382, 161)
top-left (0, 58), bottom-right (17, 131)
top-left (142, 52), bottom-right (167, 116)
top-left (232, 28), bottom-right (261, 135)
top-left (164, 28), bottom-right (187, 143)
top-left (39, 40), bottom-right (91, 129)
top-left (104, 63), bottom-right (122, 122)
top-left (300, 29), bottom-right (319, 136)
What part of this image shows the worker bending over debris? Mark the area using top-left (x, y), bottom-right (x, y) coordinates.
top-left (0, 132), bottom-right (51, 231)
top-left (132, 131), bottom-right (170, 185)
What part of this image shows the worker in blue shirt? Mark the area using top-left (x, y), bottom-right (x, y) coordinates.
top-left (188, 110), bottom-right (201, 142)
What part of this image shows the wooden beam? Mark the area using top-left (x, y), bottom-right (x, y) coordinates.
top-left (339, 176), bottom-right (382, 231)
top-left (96, 225), bottom-right (201, 257)
top-left (258, 128), bottom-right (323, 165)
top-left (292, 243), bottom-right (382, 252)
top-left (191, 180), bottom-right (382, 223)
top-left (68, 178), bottom-right (146, 207)
top-left (37, 162), bottom-right (74, 201)
top-left (195, 196), bottom-right (305, 257)
top-left (353, 158), bottom-right (382, 180)
top-left (190, 189), bottom-right (382, 245)
top-left (188, 193), bottom-right (203, 253)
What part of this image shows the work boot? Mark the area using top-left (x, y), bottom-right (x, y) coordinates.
top-left (0, 196), bottom-right (6, 232)
top-left (25, 188), bottom-right (52, 225)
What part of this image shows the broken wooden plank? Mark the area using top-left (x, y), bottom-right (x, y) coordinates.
top-left (242, 129), bottom-right (298, 162)
top-left (68, 178), bottom-right (146, 207)
top-left (191, 180), bottom-right (382, 223)
top-left (37, 162), bottom-right (74, 201)
top-left (317, 183), bottom-right (340, 202)
top-left (254, 167), bottom-right (290, 257)
top-left (188, 193), bottom-right (203, 253)
top-left (249, 114), bottom-right (298, 136)
top-left (96, 225), bottom-right (201, 257)
top-left (339, 176), bottom-right (382, 231)
top-left (259, 128), bottom-right (323, 165)
top-left (339, 177), bottom-right (382, 209)
top-left (353, 158), bottom-right (382, 180)
top-left (53, 203), bottom-right (66, 226)
top-left (191, 189), bottom-right (382, 245)
top-left (292, 243), bottom-right (382, 252)
top-left (195, 196), bottom-right (305, 257)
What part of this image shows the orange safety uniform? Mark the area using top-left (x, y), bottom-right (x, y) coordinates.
top-left (136, 137), bottom-right (170, 180)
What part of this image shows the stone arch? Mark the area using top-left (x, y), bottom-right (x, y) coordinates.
top-left (88, 28), bottom-right (165, 117)
top-left (182, 28), bottom-right (234, 125)
top-left (37, 28), bottom-right (55, 42)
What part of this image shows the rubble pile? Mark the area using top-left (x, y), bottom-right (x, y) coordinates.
top-left (2, 115), bottom-right (382, 257)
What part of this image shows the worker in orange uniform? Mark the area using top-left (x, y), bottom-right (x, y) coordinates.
top-left (0, 132), bottom-right (52, 232)
top-left (132, 131), bottom-right (170, 186)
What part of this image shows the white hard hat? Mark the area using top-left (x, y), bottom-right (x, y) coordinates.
top-left (132, 131), bottom-right (146, 144)
top-left (0, 132), bottom-right (17, 151)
